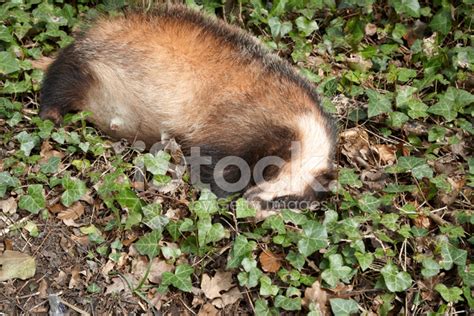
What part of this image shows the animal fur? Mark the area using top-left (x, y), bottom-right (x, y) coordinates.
top-left (39, 6), bottom-right (336, 208)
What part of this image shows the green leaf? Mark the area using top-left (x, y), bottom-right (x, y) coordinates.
top-left (440, 242), bottom-right (467, 270)
top-left (297, 220), bottom-right (328, 257)
top-left (274, 295), bottom-right (301, 311)
top-left (14, 131), bottom-right (39, 156)
top-left (295, 16), bottom-right (318, 36)
top-left (429, 9), bottom-right (452, 35)
top-left (227, 235), bottom-right (255, 269)
top-left (397, 68), bottom-right (417, 82)
top-left (143, 151), bottom-right (170, 175)
top-left (259, 275), bottom-right (279, 296)
top-left (355, 252), bottom-right (373, 271)
top-left (329, 298), bottom-right (359, 316)
top-left (189, 190), bottom-right (219, 218)
top-left (321, 254), bottom-right (352, 288)
top-left (160, 264), bottom-right (194, 293)
top-left (358, 194), bottom-right (380, 213)
top-left (421, 258), bottom-right (441, 278)
top-left (411, 164), bottom-right (433, 179)
top-left (19, 184), bottom-right (45, 214)
top-left (338, 168), bottom-right (362, 188)
top-left (268, 17), bottom-right (292, 39)
top-left (381, 262), bottom-right (413, 292)
top-left (0, 51), bottom-right (21, 75)
top-left (391, 0), bottom-right (421, 17)
top-left (0, 172), bottom-right (20, 198)
top-left (40, 156), bottom-right (60, 174)
top-left (142, 203), bottom-right (169, 232)
top-left (388, 111), bottom-right (409, 128)
top-left (235, 198), bottom-right (256, 218)
top-left (61, 175), bottom-right (87, 207)
top-left (197, 217), bottom-right (226, 246)
top-left (434, 284), bottom-right (463, 303)
top-left (281, 209), bottom-right (307, 226)
top-left (428, 87), bottom-right (474, 121)
top-left (135, 230), bottom-right (162, 259)
top-left (367, 89), bottom-right (392, 118)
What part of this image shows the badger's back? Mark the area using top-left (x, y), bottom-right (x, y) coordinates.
top-left (40, 6), bottom-right (336, 202)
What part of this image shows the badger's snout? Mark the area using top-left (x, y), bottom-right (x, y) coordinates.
top-left (39, 106), bottom-right (63, 125)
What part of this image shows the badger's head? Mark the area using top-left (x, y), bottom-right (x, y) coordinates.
top-left (243, 114), bottom-right (337, 214)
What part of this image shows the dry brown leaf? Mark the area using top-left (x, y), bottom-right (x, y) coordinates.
top-left (148, 258), bottom-right (174, 284)
top-left (68, 266), bottom-right (82, 289)
top-left (38, 279), bottom-right (48, 299)
top-left (57, 201), bottom-right (84, 221)
top-left (414, 215), bottom-right (431, 229)
top-left (48, 203), bottom-right (66, 214)
top-left (201, 271), bottom-right (234, 300)
top-left (40, 140), bottom-right (64, 163)
top-left (340, 128), bottom-right (371, 169)
top-left (373, 144), bottom-right (397, 165)
top-left (259, 250), bottom-right (282, 273)
top-left (105, 277), bottom-right (128, 295)
top-left (198, 303), bottom-right (219, 316)
top-left (0, 197), bottom-right (17, 215)
top-left (365, 23), bottom-right (377, 36)
top-left (303, 281), bottom-right (330, 315)
top-left (212, 287), bottom-right (242, 309)
top-left (101, 260), bottom-right (116, 281)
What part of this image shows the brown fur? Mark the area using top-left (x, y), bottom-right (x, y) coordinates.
top-left (40, 6), bottom-right (336, 205)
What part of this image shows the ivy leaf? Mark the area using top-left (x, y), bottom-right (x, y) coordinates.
top-left (421, 258), bottom-right (441, 278)
top-left (381, 262), bottom-right (413, 292)
top-left (61, 175), bottom-right (87, 207)
top-left (295, 16), bottom-right (318, 36)
top-left (227, 235), bottom-right (255, 269)
top-left (440, 242), bottom-right (467, 270)
top-left (160, 264), bottom-right (194, 293)
top-left (189, 190), bottom-right (219, 218)
top-left (367, 89), bottom-right (392, 118)
top-left (235, 198), bottom-right (256, 218)
top-left (259, 275), bottom-right (279, 296)
top-left (14, 131), bottom-right (39, 156)
top-left (0, 51), bottom-right (20, 75)
top-left (338, 168), bottom-right (362, 188)
top-left (281, 209), bottom-right (307, 226)
top-left (394, 0), bottom-right (421, 17)
top-left (428, 87), bottom-right (474, 121)
top-left (40, 156), bottom-right (61, 174)
top-left (197, 217), bottom-right (226, 246)
top-left (237, 258), bottom-right (262, 288)
top-left (411, 164), bottom-right (433, 179)
top-left (358, 194), bottom-right (380, 213)
top-left (142, 203), bottom-right (169, 232)
top-left (0, 172), bottom-right (20, 198)
top-left (143, 151), bottom-right (170, 175)
top-left (268, 17), bottom-right (292, 39)
top-left (434, 284), bottom-right (464, 303)
top-left (321, 254), bottom-right (352, 287)
top-left (19, 184), bottom-right (45, 214)
top-left (297, 220), bottom-right (328, 257)
top-left (429, 9), bottom-right (452, 35)
top-left (135, 230), bottom-right (162, 259)
top-left (329, 298), bottom-right (359, 316)
top-left (355, 252), bottom-right (374, 271)
top-left (274, 295), bottom-right (301, 311)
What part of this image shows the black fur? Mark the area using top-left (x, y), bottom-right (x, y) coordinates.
top-left (39, 44), bottom-right (95, 123)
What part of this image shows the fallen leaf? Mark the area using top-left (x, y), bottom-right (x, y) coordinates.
top-left (201, 271), bottom-right (234, 300)
top-left (198, 303), bottom-right (219, 316)
top-left (373, 144), bottom-right (397, 165)
top-left (40, 140), bottom-right (64, 163)
top-left (57, 201), bottom-right (84, 221)
top-left (0, 197), bottom-right (17, 215)
top-left (38, 279), bottom-right (48, 299)
top-left (0, 250), bottom-right (36, 281)
top-left (303, 281), bottom-right (330, 315)
top-left (105, 277), bottom-right (128, 295)
top-left (365, 23), bottom-right (377, 36)
top-left (259, 250), bottom-right (282, 273)
top-left (148, 258), bottom-right (174, 284)
top-left (48, 203), bottom-right (66, 214)
top-left (68, 266), bottom-right (81, 289)
top-left (340, 128), bottom-right (371, 169)
top-left (212, 287), bottom-right (242, 308)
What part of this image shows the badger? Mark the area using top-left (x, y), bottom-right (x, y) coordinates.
top-left (39, 6), bottom-right (336, 211)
